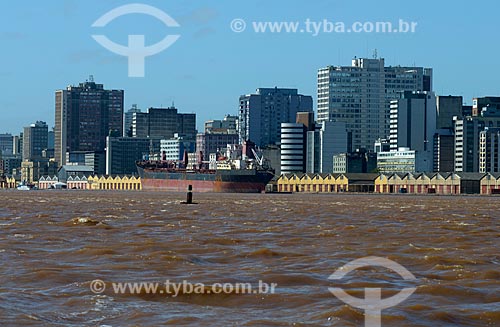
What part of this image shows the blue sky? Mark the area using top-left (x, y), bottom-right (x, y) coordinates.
top-left (0, 0), bottom-right (499, 134)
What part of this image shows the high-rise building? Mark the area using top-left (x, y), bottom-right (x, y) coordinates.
top-left (54, 78), bottom-right (124, 167)
top-left (0, 134), bottom-right (13, 156)
top-left (239, 87), bottom-right (313, 147)
top-left (12, 133), bottom-right (22, 156)
top-left (132, 112), bottom-right (149, 138)
top-left (85, 152), bottom-right (106, 175)
top-left (296, 112), bottom-right (315, 131)
top-left (205, 115), bottom-right (238, 134)
top-left (280, 123), bottom-right (308, 174)
top-left (479, 127), bottom-right (500, 173)
top-left (23, 121), bottom-right (48, 161)
top-left (106, 137), bottom-right (152, 175)
top-left (333, 149), bottom-right (377, 174)
top-left (436, 96), bottom-right (463, 129)
top-left (148, 107), bottom-right (178, 139)
top-left (433, 95), bottom-right (463, 172)
top-left (2, 157), bottom-right (22, 175)
top-left (433, 131), bottom-right (455, 172)
top-left (124, 104), bottom-right (141, 137)
top-left (130, 107), bottom-right (196, 140)
top-left (454, 106), bottom-right (500, 172)
top-left (160, 134), bottom-right (196, 161)
top-left (306, 121), bottom-right (349, 173)
top-left (374, 138), bottom-right (390, 153)
top-left (261, 145), bottom-right (281, 176)
top-left (65, 151), bottom-right (106, 175)
top-left (377, 148), bottom-right (418, 173)
top-left (472, 97), bottom-right (500, 116)
top-left (318, 57), bottom-right (432, 151)
top-left (196, 133), bottom-right (239, 160)
top-left (306, 127), bottom-right (321, 174)
top-left (454, 118), bottom-right (469, 172)
top-left (177, 113), bottom-right (197, 139)
top-left (462, 105), bottom-right (473, 117)
top-left (47, 128), bottom-right (55, 150)
top-left (389, 91), bottom-right (437, 172)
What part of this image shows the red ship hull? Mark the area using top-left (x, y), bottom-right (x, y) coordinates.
top-left (141, 178), bottom-right (267, 193)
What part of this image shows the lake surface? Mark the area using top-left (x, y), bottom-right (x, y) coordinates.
top-left (0, 191), bottom-right (498, 326)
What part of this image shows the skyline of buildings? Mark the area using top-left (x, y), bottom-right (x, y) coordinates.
top-left (4, 56), bottom-right (500, 185)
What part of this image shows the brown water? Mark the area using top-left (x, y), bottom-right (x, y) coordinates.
top-left (0, 191), bottom-right (498, 326)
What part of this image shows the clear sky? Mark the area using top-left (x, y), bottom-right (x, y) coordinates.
top-left (0, 0), bottom-right (499, 134)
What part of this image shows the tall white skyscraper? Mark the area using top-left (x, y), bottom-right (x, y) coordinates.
top-left (317, 57), bottom-right (432, 151)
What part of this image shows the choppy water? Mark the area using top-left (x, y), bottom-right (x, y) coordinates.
top-left (0, 191), bottom-right (498, 326)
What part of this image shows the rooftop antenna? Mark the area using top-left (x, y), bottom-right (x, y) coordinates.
top-left (373, 49), bottom-right (378, 59)
top-left (89, 75), bottom-right (94, 83)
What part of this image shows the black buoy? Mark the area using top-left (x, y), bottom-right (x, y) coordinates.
top-left (186, 184), bottom-right (193, 204)
top-left (181, 185), bottom-right (197, 204)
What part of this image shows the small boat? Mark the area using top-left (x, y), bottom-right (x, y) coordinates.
top-left (49, 182), bottom-right (67, 190)
top-left (17, 181), bottom-right (36, 191)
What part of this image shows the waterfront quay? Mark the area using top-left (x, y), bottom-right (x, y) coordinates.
top-left (277, 172), bottom-right (500, 195)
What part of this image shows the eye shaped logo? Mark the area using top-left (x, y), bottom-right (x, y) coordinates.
top-left (91, 3), bottom-right (181, 77)
top-left (328, 256), bottom-right (417, 327)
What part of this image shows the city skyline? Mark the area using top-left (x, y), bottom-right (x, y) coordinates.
top-left (1, 0), bottom-right (500, 134)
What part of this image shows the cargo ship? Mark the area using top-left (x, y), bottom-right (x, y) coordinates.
top-left (136, 149), bottom-right (275, 193)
